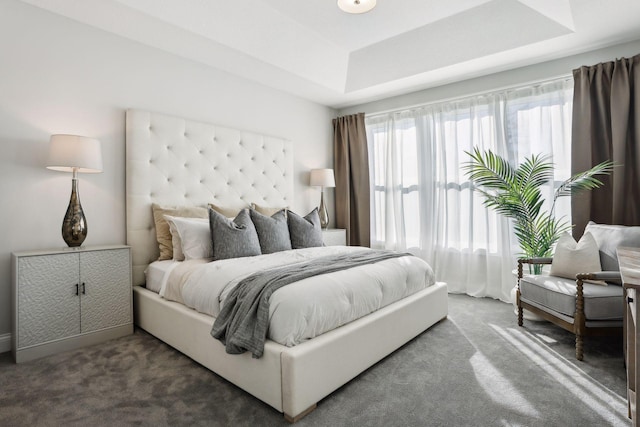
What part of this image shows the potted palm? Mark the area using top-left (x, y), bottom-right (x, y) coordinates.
top-left (463, 147), bottom-right (613, 274)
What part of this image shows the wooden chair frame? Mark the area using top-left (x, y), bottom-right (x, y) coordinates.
top-left (517, 258), bottom-right (623, 361)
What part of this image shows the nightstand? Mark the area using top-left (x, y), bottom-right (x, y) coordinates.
top-left (620, 247), bottom-right (640, 425)
top-left (322, 228), bottom-right (347, 246)
top-left (11, 245), bottom-right (133, 363)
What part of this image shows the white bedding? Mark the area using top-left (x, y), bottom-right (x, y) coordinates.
top-left (144, 260), bottom-right (180, 293)
top-left (156, 246), bottom-right (435, 347)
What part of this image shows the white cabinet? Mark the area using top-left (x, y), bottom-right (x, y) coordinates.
top-left (12, 245), bottom-right (133, 363)
top-left (322, 228), bottom-right (347, 246)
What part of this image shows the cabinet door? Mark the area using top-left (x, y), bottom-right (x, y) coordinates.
top-left (17, 253), bottom-right (80, 348)
top-left (80, 249), bottom-right (132, 333)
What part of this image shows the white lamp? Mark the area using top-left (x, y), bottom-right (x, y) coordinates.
top-left (337, 0), bottom-right (376, 14)
top-left (47, 134), bottom-right (103, 247)
top-left (310, 168), bottom-right (336, 229)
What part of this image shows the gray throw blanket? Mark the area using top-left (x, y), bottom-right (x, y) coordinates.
top-left (211, 250), bottom-right (411, 358)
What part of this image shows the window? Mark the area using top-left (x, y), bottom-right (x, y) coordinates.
top-left (365, 78), bottom-right (574, 301)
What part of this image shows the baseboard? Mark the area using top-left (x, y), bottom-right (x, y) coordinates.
top-left (0, 333), bottom-right (11, 354)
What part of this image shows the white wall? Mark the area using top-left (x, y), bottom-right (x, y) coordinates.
top-left (338, 39), bottom-right (640, 116)
top-left (0, 0), bottom-right (336, 339)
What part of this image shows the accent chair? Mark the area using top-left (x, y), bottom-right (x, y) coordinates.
top-left (516, 222), bottom-right (640, 360)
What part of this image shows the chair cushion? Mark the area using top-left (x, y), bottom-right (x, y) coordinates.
top-left (520, 274), bottom-right (623, 321)
top-left (584, 222), bottom-right (640, 272)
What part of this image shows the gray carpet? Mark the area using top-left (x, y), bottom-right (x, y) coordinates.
top-left (0, 295), bottom-right (629, 426)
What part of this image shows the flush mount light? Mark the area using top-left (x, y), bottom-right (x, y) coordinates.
top-left (337, 0), bottom-right (376, 14)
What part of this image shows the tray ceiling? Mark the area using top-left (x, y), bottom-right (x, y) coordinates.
top-left (19, 0), bottom-right (640, 108)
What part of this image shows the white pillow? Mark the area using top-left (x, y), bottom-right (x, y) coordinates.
top-left (166, 217), bottom-right (186, 261)
top-left (550, 231), bottom-right (605, 285)
top-left (164, 215), bottom-right (212, 260)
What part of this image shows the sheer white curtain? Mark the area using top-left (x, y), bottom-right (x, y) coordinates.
top-left (365, 79), bottom-right (573, 302)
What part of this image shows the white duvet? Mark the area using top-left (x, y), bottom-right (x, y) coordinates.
top-left (159, 246), bottom-right (435, 347)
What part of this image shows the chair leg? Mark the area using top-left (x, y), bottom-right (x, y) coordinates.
top-left (574, 278), bottom-right (585, 361)
top-left (518, 306), bottom-right (523, 327)
top-left (576, 334), bottom-right (584, 361)
top-left (516, 288), bottom-right (523, 327)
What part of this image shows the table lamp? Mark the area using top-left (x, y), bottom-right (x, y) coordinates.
top-left (46, 134), bottom-right (103, 247)
top-left (310, 168), bottom-right (335, 229)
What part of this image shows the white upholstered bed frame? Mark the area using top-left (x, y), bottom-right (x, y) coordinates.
top-left (125, 109), bottom-right (448, 421)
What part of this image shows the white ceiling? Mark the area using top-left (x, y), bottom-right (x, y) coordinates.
top-left (19, 0), bottom-right (640, 108)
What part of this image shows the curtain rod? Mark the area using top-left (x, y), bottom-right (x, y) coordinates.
top-left (364, 73), bottom-right (573, 118)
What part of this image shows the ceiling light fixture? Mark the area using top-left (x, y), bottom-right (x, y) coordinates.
top-left (337, 0), bottom-right (376, 14)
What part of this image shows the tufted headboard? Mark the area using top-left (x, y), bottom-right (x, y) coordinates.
top-left (126, 109), bottom-right (294, 285)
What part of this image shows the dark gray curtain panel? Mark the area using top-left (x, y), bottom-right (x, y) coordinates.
top-left (333, 113), bottom-right (371, 247)
top-left (571, 54), bottom-right (640, 238)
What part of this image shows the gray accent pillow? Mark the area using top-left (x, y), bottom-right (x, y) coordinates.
top-left (250, 209), bottom-right (292, 254)
top-left (209, 208), bottom-right (261, 260)
top-left (584, 221), bottom-right (640, 272)
top-left (287, 208), bottom-right (324, 249)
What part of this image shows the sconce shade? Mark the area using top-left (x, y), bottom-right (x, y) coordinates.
top-left (47, 134), bottom-right (103, 173)
top-left (310, 168), bottom-right (336, 188)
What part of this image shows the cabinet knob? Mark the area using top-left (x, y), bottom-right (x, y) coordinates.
top-left (82, 282), bottom-right (86, 295)
top-left (629, 297), bottom-right (634, 304)
top-left (75, 283), bottom-right (79, 296)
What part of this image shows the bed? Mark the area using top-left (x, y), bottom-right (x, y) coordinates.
top-left (125, 109), bottom-right (448, 422)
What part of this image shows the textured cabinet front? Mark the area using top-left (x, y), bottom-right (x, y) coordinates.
top-left (80, 249), bottom-right (132, 333)
top-left (17, 253), bottom-right (81, 348)
top-left (12, 245), bottom-right (133, 363)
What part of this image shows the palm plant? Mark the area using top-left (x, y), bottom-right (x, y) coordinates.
top-left (463, 147), bottom-right (613, 273)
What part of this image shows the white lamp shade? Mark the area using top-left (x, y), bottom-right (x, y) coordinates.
top-left (310, 168), bottom-right (336, 188)
top-left (337, 0), bottom-right (376, 14)
top-left (46, 134), bottom-right (103, 173)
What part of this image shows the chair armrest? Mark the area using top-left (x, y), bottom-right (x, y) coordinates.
top-left (517, 257), bottom-right (553, 279)
top-left (518, 257), bottom-right (553, 265)
top-left (576, 271), bottom-right (622, 282)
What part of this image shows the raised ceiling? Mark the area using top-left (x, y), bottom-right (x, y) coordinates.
top-left (19, 0), bottom-right (640, 108)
